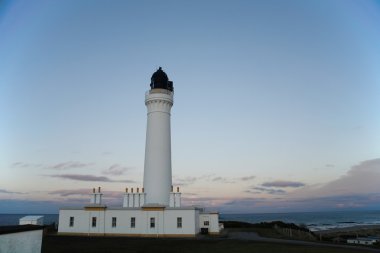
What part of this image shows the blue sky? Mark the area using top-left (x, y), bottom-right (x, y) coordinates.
top-left (0, 0), bottom-right (380, 213)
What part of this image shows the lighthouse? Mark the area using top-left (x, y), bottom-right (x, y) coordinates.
top-left (57, 67), bottom-right (221, 237)
top-left (143, 67), bottom-right (174, 206)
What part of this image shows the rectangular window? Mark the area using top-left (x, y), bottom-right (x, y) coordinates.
top-left (131, 217), bottom-right (136, 228)
top-left (177, 217), bottom-right (182, 228)
top-left (112, 217), bottom-right (117, 227)
top-left (204, 221), bottom-right (209, 226)
top-left (150, 217), bottom-right (155, 228)
top-left (69, 217), bottom-right (74, 227)
top-left (92, 217), bottom-right (97, 227)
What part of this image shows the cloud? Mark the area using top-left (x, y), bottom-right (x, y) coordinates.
top-left (181, 196), bottom-right (234, 208)
top-left (11, 162), bottom-right (41, 168)
top-left (48, 174), bottom-right (135, 183)
top-left (173, 176), bottom-right (198, 186)
top-left (239, 176), bottom-right (255, 181)
top-left (11, 161), bottom-right (92, 170)
top-left (0, 189), bottom-right (24, 194)
top-left (49, 189), bottom-right (124, 200)
top-left (49, 189), bottom-right (93, 197)
top-left (211, 177), bottom-right (235, 183)
top-left (48, 188), bottom-right (127, 207)
top-left (262, 180), bottom-right (305, 188)
top-left (246, 186), bottom-right (286, 195)
top-left (102, 164), bottom-right (129, 176)
top-left (292, 158), bottom-right (380, 198)
top-left (45, 161), bottom-right (92, 170)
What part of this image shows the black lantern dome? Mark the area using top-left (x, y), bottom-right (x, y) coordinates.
top-left (150, 67), bottom-right (173, 91)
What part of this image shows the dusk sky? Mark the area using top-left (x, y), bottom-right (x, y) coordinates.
top-left (1, 0), bottom-right (380, 214)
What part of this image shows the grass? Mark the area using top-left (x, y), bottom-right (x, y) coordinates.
top-left (224, 220), bottom-right (318, 241)
top-left (42, 235), bottom-right (374, 253)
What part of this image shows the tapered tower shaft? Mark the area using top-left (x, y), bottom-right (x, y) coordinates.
top-left (143, 68), bottom-right (174, 206)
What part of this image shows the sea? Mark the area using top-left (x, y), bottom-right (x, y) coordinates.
top-left (220, 210), bottom-right (380, 231)
top-left (1, 210), bottom-right (379, 232)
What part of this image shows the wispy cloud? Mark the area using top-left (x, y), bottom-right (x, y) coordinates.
top-left (0, 189), bottom-right (25, 194)
top-left (49, 189), bottom-right (92, 197)
top-left (181, 196), bottom-right (234, 208)
top-left (49, 189), bottom-right (124, 199)
top-left (262, 180), bottom-right (305, 188)
top-left (246, 186), bottom-right (286, 195)
top-left (173, 176), bottom-right (198, 186)
top-left (12, 161), bottom-right (92, 170)
top-left (211, 177), bottom-right (235, 183)
top-left (11, 162), bottom-right (41, 168)
top-left (48, 174), bottom-right (134, 183)
top-left (45, 161), bottom-right (92, 170)
top-left (102, 164), bottom-right (129, 176)
top-left (239, 175), bottom-right (255, 181)
top-left (292, 158), bottom-right (380, 198)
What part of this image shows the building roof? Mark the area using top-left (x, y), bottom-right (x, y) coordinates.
top-left (19, 215), bottom-right (44, 220)
top-left (348, 237), bottom-right (378, 242)
top-left (60, 206), bottom-right (202, 211)
top-left (0, 225), bottom-right (44, 235)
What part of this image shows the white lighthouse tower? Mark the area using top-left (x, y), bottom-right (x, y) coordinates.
top-left (143, 67), bottom-right (174, 206)
top-left (57, 68), bottom-right (221, 237)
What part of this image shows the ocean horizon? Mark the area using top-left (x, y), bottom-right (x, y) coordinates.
top-left (1, 210), bottom-right (379, 231)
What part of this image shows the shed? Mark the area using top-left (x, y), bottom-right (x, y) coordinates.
top-left (347, 237), bottom-right (379, 245)
top-left (19, 216), bottom-right (44, 225)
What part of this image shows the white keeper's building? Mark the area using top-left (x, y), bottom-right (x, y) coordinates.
top-left (58, 68), bottom-right (221, 237)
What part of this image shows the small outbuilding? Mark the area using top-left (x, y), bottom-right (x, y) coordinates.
top-left (19, 216), bottom-right (44, 225)
top-left (347, 237), bottom-right (380, 245)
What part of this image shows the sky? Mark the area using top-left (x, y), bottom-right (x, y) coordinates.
top-left (0, 0), bottom-right (380, 214)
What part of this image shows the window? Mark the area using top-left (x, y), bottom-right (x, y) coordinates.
top-left (204, 221), bottom-right (209, 226)
top-left (177, 217), bottom-right (182, 228)
top-left (69, 217), bottom-right (74, 227)
top-left (150, 217), bottom-right (155, 228)
top-left (131, 217), bottom-right (136, 228)
top-left (112, 217), bottom-right (117, 227)
top-left (92, 217), bottom-right (97, 227)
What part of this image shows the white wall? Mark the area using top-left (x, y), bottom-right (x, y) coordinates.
top-left (199, 213), bottom-right (220, 234)
top-left (104, 210), bottom-right (144, 235)
top-left (19, 216), bottom-right (44, 225)
top-left (164, 209), bottom-right (197, 235)
top-left (58, 209), bottom-right (92, 234)
top-left (0, 229), bottom-right (43, 253)
top-left (19, 219), bottom-right (43, 226)
top-left (58, 208), bottom-right (199, 236)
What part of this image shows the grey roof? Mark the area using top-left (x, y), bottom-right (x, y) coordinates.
top-left (60, 205), bottom-right (202, 211)
top-left (19, 215), bottom-right (43, 220)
